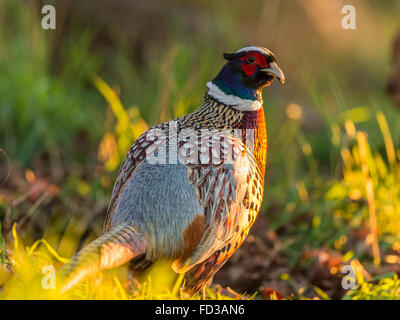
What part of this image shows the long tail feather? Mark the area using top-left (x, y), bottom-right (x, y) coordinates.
top-left (60, 223), bottom-right (147, 293)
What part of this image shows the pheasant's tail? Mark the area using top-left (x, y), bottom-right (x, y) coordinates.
top-left (59, 223), bottom-right (147, 293)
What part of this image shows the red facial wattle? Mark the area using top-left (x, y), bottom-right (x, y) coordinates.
top-left (240, 52), bottom-right (268, 77)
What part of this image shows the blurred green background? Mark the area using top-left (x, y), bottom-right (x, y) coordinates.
top-left (1, 0), bottom-right (400, 299)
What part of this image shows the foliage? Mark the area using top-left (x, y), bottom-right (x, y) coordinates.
top-left (1, 0), bottom-right (400, 300)
top-left (343, 273), bottom-right (400, 300)
top-left (0, 224), bottom-right (238, 300)
top-left (0, 0), bottom-right (103, 165)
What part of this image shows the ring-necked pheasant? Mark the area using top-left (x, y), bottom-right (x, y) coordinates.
top-left (61, 46), bottom-right (284, 294)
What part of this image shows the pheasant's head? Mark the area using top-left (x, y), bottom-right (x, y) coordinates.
top-left (207, 46), bottom-right (284, 111)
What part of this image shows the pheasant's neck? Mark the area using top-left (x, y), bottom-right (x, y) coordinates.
top-left (207, 64), bottom-right (263, 112)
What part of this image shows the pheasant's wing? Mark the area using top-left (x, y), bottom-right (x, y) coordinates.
top-left (104, 126), bottom-right (167, 232)
top-left (174, 130), bottom-right (263, 272)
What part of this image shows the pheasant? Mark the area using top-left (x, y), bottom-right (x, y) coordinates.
top-left (61, 46), bottom-right (285, 294)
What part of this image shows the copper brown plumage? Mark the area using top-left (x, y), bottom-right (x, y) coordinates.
top-left (60, 46), bottom-right (285, 295)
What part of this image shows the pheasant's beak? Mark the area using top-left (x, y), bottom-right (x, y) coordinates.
top-left (260, 62), bottom-right (285, 84)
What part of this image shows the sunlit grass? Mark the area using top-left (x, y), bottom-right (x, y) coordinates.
top-left (0, 223), bottom-right (242, 300)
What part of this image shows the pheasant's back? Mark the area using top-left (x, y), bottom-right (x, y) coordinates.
top-left (107, 97), bottom-right (267, 267)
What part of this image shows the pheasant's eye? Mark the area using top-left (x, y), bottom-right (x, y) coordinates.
top-left (247, 55), bottom-right (256, 64)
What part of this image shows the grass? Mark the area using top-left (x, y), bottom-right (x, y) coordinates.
top-left (2, 74), bottom-right (400, 299)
